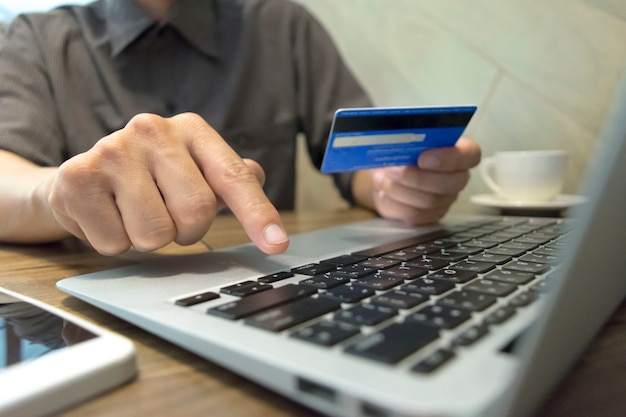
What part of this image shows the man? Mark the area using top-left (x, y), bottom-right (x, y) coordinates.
top-left (0, 0), bottom-right (480, 256)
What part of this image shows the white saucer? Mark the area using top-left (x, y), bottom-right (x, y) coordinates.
top-left (470, 193), bottom-right (587, 210)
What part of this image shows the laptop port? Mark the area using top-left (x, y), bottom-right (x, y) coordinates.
top-left (361, 402), bottom-right (393, 417)
top-left (296, 377), bottom-right (337, 403)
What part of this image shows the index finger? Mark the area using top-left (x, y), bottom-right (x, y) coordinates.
top-left (418, 136), bottom-right (482, 172)
top-left (181, 114), bottom-right (289, 254)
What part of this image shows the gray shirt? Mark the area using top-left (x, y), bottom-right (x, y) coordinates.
top-left (0, 0), bottom-right (371, 209)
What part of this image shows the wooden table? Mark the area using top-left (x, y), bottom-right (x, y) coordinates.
top-left (1, 209), bottom-right (624, 417)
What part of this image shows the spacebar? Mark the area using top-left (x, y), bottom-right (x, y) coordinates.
top-left (244, 297), bottom-right (342, 332)
top-left (345, 321), bottom-right (439, 364)
top-left (206, 284), bottom-right (317, 320)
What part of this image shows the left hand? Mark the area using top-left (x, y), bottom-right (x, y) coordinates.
top-left (352, 136), bottom-right (481, 225)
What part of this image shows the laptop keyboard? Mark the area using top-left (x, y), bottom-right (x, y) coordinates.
top-left (175, 217), bottom-right (568, 374)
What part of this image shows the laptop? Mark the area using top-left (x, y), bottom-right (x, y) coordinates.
top-left (57, 77), bottom-right (626, 417)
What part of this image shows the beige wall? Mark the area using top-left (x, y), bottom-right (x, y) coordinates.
top-left (294, 0), bottom-right (626, 214)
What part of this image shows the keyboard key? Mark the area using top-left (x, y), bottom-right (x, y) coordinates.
top-left (452, 324), bottom-right (489, 347)
top-left (207, 284), bottom-right (317, 320)
top-left (401, 277), bottom-right (455, 296)
top-left (445, 245), bottom-right (483, 256)
top-left (468, 253), bottom-right (512, 265)
top-left (299, 272), bottom-right (351, 289)
top-left (406, 243), bottom-right (441, 254)
top-left (257, 271), bottom-right (294, 284)
top-left (334, 303), bottom-right (397, 327)
top-left (345, 321), bottom-right (439, 364)
top-left (405, 258), bottom-right (449, 270)
top-left (515, 236), bottom-right (551, 245)
top-left (519, 253), bottom-right (559, 265)
top-left (370, 290), bottom-right (429, 310)
top-left (382, 248), bottom-right (423, 261)
top-left (500, 241), bottom-right (538, 252)
top-left (427, 238), bottom-right (456, 249)
top-left (465, 279), bottom-right (517, 297)
top-left (245, 296), bottom-right (342, 332)
top-left (320, 284), bottom-right (375, 303)
top-left (359, 257), bottom-right (401, 269)
top-left (439, 291), bottom-right (496, 312)
top-left (290, 320), bottom-right (360, 346)
top-left (175, 291), bottom-right (220, 307)
top-left (463, 239), bottom-right (498, 249)
top-left (220, 280), bottom-right (273, 297)
top-left (486, 231), bottom-right (519, 241)
top-left (336, 264), bottom-right (378, 278)
top-left (529, 231), bottom-right (561, 241)
top-left (503, 261), bottom-right (550, 274)
top-left (411, 349), bottom-right (455, 374)
top-left (292, 263), bottom-right (337, 276)
top-left (354, 273), bottom-right (406, 291)
top-left (352, 230), bottom-right (450, 257)
top-left (485, 305), bottom-right (517, 325)
top-left (454, 231), bottom-right (487, 240)
top-left (531, 276), bottom-right (557, 293)
top-left (532, 246), bottom-right (561, 257)
top-left (406, 304), bottom-right (470, 329)
top-left (380, 264), bottom-right (429, 280)
top-left (475, 234), bottom-right (509, 244)
top-left (440, 234), bottom-right (472, 244)
top-left (321, 254), bottom-right (368, 266)
top-left (484, 269), bottom-right (535, 285)
top-left (451, 260), bottom-right (497, 274)
top-left (428, 269), bottom-right (477, 284)
top-left (510, 291), bottom-right (539, 307)
top-left (426, 250), bottom-right (468, 262)
top-left (485, 246), bottom-right (528, 257)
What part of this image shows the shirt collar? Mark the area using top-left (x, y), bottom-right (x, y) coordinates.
top-left (103, 0), bottom-right (219, 58)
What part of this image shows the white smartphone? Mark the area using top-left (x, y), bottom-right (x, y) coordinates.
top-left (0, 287), bottom-right (137, 417)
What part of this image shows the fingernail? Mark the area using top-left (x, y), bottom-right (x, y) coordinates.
top-left (420, 154), bottom-right (441, 169)
top-left (264, 223), bottom-right (289, 245)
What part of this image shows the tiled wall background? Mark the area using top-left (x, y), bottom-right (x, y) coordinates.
top-left (294, 0), bottom-right (626, 214)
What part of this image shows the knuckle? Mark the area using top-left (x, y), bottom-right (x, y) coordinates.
top-left (122, 113), bottom-right (174, 150)
top-left (126, 113), bottom-right (168, 139)
top-left (176, 194), bottom-right (217, 229)
top-left (172, 112), bottom-right (204, 127)
top-left (220, 158), bottom-right (258, 185)
top-left (56, 157), bottom-right (97, 188)
top-left (131, 221), bottom-right (177, 252)
top-left (91, 133), bottom-right (134, 163)
top-left (419, 193), bottom-right (440, 208)
top-left (171, 113), bottom-right (212, 138)
top-left (51, 160), bottom-right (109, 213)
top-left (242, 198), bottom-right (272, 219)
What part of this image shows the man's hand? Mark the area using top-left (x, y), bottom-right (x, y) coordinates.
top-left (352, 136), bottom-right (481, 225)
top-left (48, 113), bottom-right (289, 255)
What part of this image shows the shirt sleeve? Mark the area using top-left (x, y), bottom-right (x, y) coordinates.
top-left (291, 6), bottom-right (373, 205)
top-left (0, 16), bottom-right (66, 167)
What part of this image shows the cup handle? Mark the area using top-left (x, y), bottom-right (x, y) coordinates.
top-left (480, 157), bottom-right (502, 195)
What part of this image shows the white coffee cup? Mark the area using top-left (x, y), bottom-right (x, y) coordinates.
top-left (480, 150), bottom-right (568, 202)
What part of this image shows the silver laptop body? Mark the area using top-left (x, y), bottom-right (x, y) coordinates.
top-left (58, 79), bottom-right (626, 417)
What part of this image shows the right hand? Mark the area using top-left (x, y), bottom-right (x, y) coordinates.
top-left (48, 113), bottom-right (289, 256)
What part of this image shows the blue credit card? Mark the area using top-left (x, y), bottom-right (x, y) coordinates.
top-left (321, 105), bottom-right (477, 173)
